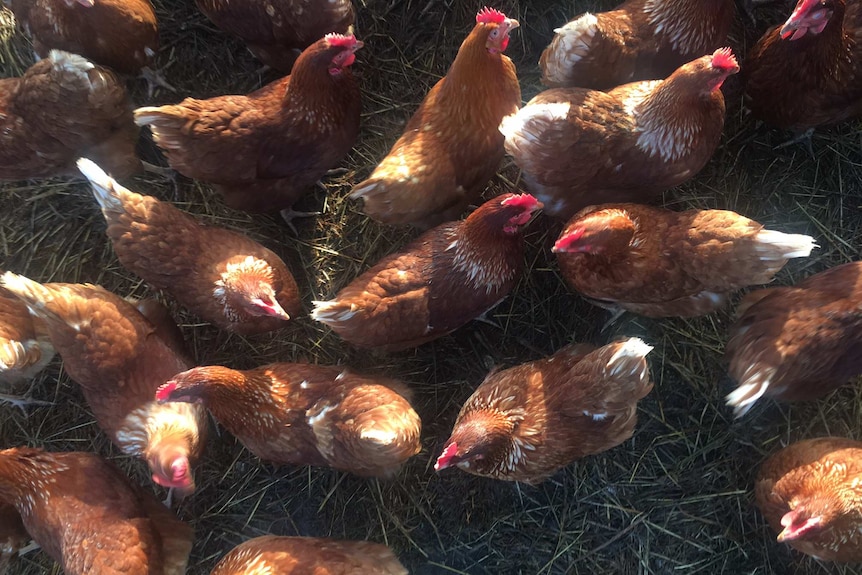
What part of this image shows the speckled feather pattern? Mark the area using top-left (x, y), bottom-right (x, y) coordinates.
top-left (539, 0), bottom-right (734, 90)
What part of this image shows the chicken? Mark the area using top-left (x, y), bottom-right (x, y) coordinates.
top-left (78, 159), bottom-right (301, 335)
top-left (0, 502), bottom-right (29, 575)
top-left (744, 0), bottom-right (862, 138)
top-left (0, 50), bottom-right (139, 180)
top-left (133, 34), bottom-right (362, 219)
top-left (0, 447), bottom-right (192, 575)
top-left (755, 437), bottom-right (862, 562)
top-left (0, 272), bottom-right (208, 493)
top-left (540, 0), bottom-right (735, 90)
top-left (0, 287), bottom-right (54, 386)
top-left (194, 0), bottom-right (355, 72)
top-left (311, 193), bottom-right (542, 351)
top-left (157, 363), bottom-right (421, 478)
top-left (500, 48), bottom-right (739, 220)
top-left (8, 0), bottom-right (170, 94)
top-left (211, 535), bottom-right (407, 575)
top-left (552, 204), bottom-right (816, 318)
top-left (349, 7), bottom-right (521, 228)
top-left (435, 338), bottom-right (653, 483)
top-left (725, 261), bottom-right (862, 417)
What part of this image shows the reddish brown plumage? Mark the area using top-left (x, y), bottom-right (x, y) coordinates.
top-left (755, 437), bottom-right (862, 562)
top-left (79, 159), bottom-right (301, 335)
top-left (553, 204), bottom-right (816, 317)
top-left (744, 0), bottom-right (862, 132)
top-left (540, 0), bottom-right (735, 89)
top-left (0, 287), bottom-right (54, 386)
top-left (0, 50), bottom-right (139, 180)
top-left (311, 193), bottom-right (542, 351)
top-left (0, 447), bottom-right (192, 575)
top-left (133, 34), bottom-right (362, 214)
top-left (435, 338), bottom-right (653, 483)
top-left (725, 261), bottom-right (862, 417)
top-left (211, 535), bottom-right (407, 575)
top-left (157, 363), bottom-right (421, 478)
top-left (349, 8), bottom-right (521, 228)
top-left (0, 273), bottom-right (208, 493)
top-left (10, 0), bottom-right (160, 75)
top-left (501, 50), bottom-right (738, 220)
top-left (194, 0), bottom-right (355, 72)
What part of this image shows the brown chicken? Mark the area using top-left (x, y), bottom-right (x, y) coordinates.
top-left (540, 0), bottom-right (735, 90)
top-left (552, 204), bottom-right (816, 317)
top-left (725, 261), bottom-right (862, 417)
top-left (0, 287), bottom-right (54, 387)
top-left (0, 502), bottom-right (29, 575)
top-left (195, 0), bottom-right (355, 72)
top-left (8, 0), bottom-right (170, 94)
top-left (744, 0), bottom-right (862, 136)
top-left (0, 447), bottom-right (192, 575)
top-left (500, 48), bottom-right (738, 220)
top-left (134, 34), bottom-right (362, 219)
top-left (0, 50), bottom-right (139, 180)
top-left (157, 363), bottom-right (421, 478)
top-left (435, 338), bottom-right (653, 483)
top-left (0, 272), bottom-right (208, 493)
top-left (349, 7), bottom-right (521, 227)
top-left (211, 535), bottom-right (407, 575)
top-left (755, 437), bottom-right (862, 562)
top-left (311, 193), bottom-right (542, 351)
top-left (78, 159), bottom-right (301, 335)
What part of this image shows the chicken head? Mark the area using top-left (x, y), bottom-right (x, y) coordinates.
top-left (214, 256), bottom-right (291, 322)
top-left (552, 208), bottom-right (635, 255)
top-left (323, 33), bottom-right (363, 76)
top-left (781, 0), bottom-right (837, 40)
top-left (476, 7), bottom-right (519, 54)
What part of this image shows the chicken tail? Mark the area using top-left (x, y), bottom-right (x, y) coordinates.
top-left (603, 338), bottom-right (653, 390)
top-left (753, 229), bottom-right (817, 264)
top-left (539, 13), bottom-right (599, 87)
top-left (133, 106), bottom-right (190, 155)
top-left (583, 337), bottom-right (653, 419)
top-left (76, 158), bottom-right (127, 214)
top-left (310, 300), bottom-right (359, 325)
top-left (47, 50), bottom-right (95, 84)
top-left (0, 273), bottom-right (64, 327)
top-left (725, 364), bottom-right (776, 418)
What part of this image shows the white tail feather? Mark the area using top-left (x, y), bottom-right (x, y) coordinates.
top-left (754, 230), bottom-right (817, 260)
top-left (48, 50), bottom-right (94, 79)
top-left (310, 300), bottom-right (356, 323)
top-left (77, 158), bottom-right (126, 212)
top-left (606, 337), bottom-right (653, 377)
top-left (725, 366), bottom-right (775, 418)
top-left (0, 272), bottom-right (53, 317)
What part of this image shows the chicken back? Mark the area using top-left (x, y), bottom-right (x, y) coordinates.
top-left (553, 204), bottom-right (816, 317)
top-left (756, 437), bottom-right (862, 562)
top-left (744, 0), bottom-right (862, 133)
top-left (0, 272), bottom-right (208, 494)
top-left (211, 535), bottom-right (407, 575)
top-left (134, 34), bottom-right (362, 217)
top-left (435, 338), bottom-right (653, 483)
top-left (0, 50), bottom-right (139, 179)
top-left (350, 7), bottom-right (521, 228)
top-left (311, 193), bottom-right (542, 351)
top-left (194, 0), bottom-right (355, 72)
top-left (725, 261), bottom-right (862, 417)
top-left (78, 159), bottom-right (301, 335)
top-left (540, 0), bottom-right (735, 90)
top-left (501, 48), bottom-right (738, 220)
top-left (157, 363), bottom-right (421, 478)
top-left (0, 447), bottom-right (192, 575)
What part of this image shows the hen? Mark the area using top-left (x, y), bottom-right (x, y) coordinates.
top-left (0, 50), bottom-right (139, 180)
top-left (552, 204), bottom-right (816, 317)
top-left (195, 0), bottom-right (355, 72)
top-left (0, 287), bottom-right (54, 387)
top-left (0, 502), bottom-right (29, 575)
top-left (311, 193), bottom-right (542, 351)
top-left (211, 536), bottom-right (407, 575)
top-left (725, 261), bottom-right (862, 417)
top-left (134, 34), bottom-right (362, 219)
top-left (0, 272), bottom-right (208, 494)
top-left (501, 48), bottom-right (738, 220)
top-left (0, 447), bottom-right (192, 575)
top-left (157, 363), bottom-right (421, 478)
top-left (349, 7), bottom-right (521, 227)
top-left (755, 437), bottom-right (862, 562)
top-left (435, 338), bottom-right (653, 483)
top-left (78, 159), bottom-right (301, 335)
top-left (744, 0), bottom-right (862, 137)
top-left (540, 0), bottom-right (735, 90)
top-left (8, 0), bottom-right (170, 94)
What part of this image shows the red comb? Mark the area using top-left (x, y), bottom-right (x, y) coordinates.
top-left (476, 6), bottom-right (507, 24)
top-left (552, 228), bottom-right (585, 253)
top-left (155, 381), bottom-right (177, 402)
top-left (434, 442), bottom-right (459, 471)
top-left (324, 33), bottom-right (358, 49)
top-left (500, 193), bottom-right (541, 211)
top-left (711, 47), bottom-right (738, 71)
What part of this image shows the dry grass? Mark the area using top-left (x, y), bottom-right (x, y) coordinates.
top-left (1, 0), bottom-right (862, 573)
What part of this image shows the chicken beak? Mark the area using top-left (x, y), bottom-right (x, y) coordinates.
top-left (505, 18), bottom-right (520, 32)
top-left (252, 298), bottom-right (291, 321)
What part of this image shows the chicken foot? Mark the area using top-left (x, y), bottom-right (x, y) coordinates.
top-left (140, 66), bottom-right (177, 99)
top-left (0, 393), bottom-right (51, 414)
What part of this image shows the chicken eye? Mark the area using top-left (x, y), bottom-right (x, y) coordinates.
top-left (489, 29), bottom-right (499, 39)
